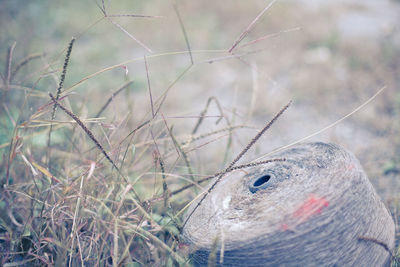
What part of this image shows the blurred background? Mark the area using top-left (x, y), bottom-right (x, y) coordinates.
top-left (1, 0), bottom-right (399, 254)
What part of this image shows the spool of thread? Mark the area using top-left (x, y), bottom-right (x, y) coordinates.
top-left (183, 142), bottom-right (395, 266)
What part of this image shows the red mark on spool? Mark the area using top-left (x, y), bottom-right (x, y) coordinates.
top-left (293, 194), bottom-right (329, 220)
top-left (281, 194), bottom-right (329, 231)
top-left (346, 164), bottom-right (354, 171)
top-left (281, 223), bottom-right (289, 231)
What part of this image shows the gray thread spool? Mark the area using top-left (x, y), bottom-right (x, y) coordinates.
top-left (183, 142), bottom-right (395, 266)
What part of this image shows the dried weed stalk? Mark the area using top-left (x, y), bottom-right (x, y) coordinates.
top-left (170, 158), bottom-right (286, 196)
top-left (173, 2), bottom-right (193, 65)
top-left (48, 93), bottom-right (119, 172)
top-left (358, 236), bottom-right (398, 263)
top-left (47, 37), bottom-right (75, 168)
top-left (183, 100), bottom-right (291, 227)
top-left (4, 42), bottom-right (16, 87)
top-left (95, 81), bottom-right (133, 118)
top-left (192, 97), bottom-right (225, 135)
top-left (10, 52), bottom-right (45, 82)
top-left (170, 128), bottom-right (195, 182)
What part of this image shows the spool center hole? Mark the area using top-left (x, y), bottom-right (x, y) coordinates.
top-left (253, 175), bottom-right (271, 187)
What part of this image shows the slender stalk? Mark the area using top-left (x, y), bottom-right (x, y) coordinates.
top-left (183, 101), bottom-right (291, 227)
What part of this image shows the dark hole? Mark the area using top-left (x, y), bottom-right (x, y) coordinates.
top-left (253, 175), bottom-right (271, 187)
